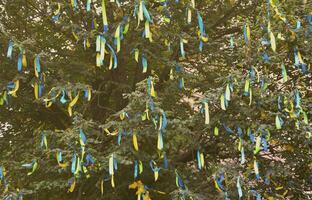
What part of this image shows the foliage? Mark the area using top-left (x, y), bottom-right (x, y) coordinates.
top-left (0, 0), bottom-right (311, 199)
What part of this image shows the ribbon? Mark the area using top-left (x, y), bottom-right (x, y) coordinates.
top-left (22, 160), bottom-right (38, 176)
top-left (56, 150), bottom-right (68, 169)
top-left (109, 154), bottom-right (116, 187)
top-left (34, 55), bottom-right (41, 78)
top-left (202, 101), bottom-right (210, 125)
top-left (220, 94), bottom-right (226, 110)
top-left (7, 40), bottom-right (13, 59)
top-left (68, 91), bottom-right (80, 116)
top-left (269, 29), bottom-right (276, 52)
top-left (40, 133), bottom-right (48, 150)
top-left (180, 38), bottom-right (186, 58)
top-left (86, 0), bottom-right (91, 12)
top-left (236, 177), bottom-right (243, 199)
top-left (281, 63), bottom-right (287, 82)
top-left (133, 132), bottom-right (139, 151)
top-left (149, 160), bottom-right (160, 181)
top-left (197, 150), bottom-right (205, 170)
top-left (68, 177), bottom-right (76, 192)
top-left (244, 22), bottom-right (250, 44)
top-left (275, 115), bottom-right (283, 129)
top-left (214, 126), bottom-right (219, 136)
top-left (106, 43), bottom-right (117, 69)
top-left (8, 80), bottom-right (19, 97)
top-left (254, 159), bottom-right (260, 180)
top-left (175, 170), bottom-right (186, 190)
top-left (147, 77), bottom-right (156, 97)
top-left (157, 130), bottom-right (164, 150)
top-left (102, 0), bottom-right (108, 32)
top-left (241, 147), bottom-right (245, 164)
top-left (142, 55), bottom-right (148, 73)
top-left (79, 128), bottom-right (87, 146)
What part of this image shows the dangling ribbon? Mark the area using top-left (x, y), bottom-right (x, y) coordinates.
top-left (223, 124), bottom-right (234, 134)
top-left (220, 94), bottom-right (226, 110)
top-left (109, 154), bottom-right (116, 188)
top-left (96, 35), bottom-right (107, 67)
top-left (186, 7), bottom-right (192, 24)
top-left (71, 153), bottom-right (77, 174)
top-left (34, 55), bottom-right (41, 78)
top-left (144, 20), bottom-right (152, 41)
top-left (117, 129), bottom-right (122, 145)
top-left (269, 26), bottom-right (276, 52)
top-left (84, 153), bottom-right (96, 166)
top-left (243, 78), bottom-right (250, 96)
top-left (197, 12), bottom-right (208, 51)
top-left (163, 153), bottom-right (169, 169)
top-left (114, 24), bottom-right (121, 52)
top-left (52, 3), bottom-right (61, 22)
top-left (214, 173), bottom-right (225, 192)
top-left (147, 77), bottom-right (156, 97)
top-left (243, 22), bottom-right (251, 44)
top-left (102, 0), bottom-right (108, 32)
top-left (157, 130), bottom-right (164, 150)
top-left (175, 170), bottom-right (186, 190)
top-left (137, 0), bottom-right (144, 27)
top-left (180, 38), bottom-right (186, 59)
top-left (197, 149), bottom-right (205, 170)
top-left (254, 136), bottom-right (261, 154)
top-left (134, 160), bottom-right (138, 179)
top-left (68, 177), bottom-right (76, 192)
top-left (83, 37), bottom-right (90, 50)
top-left (60, 90), bottom-right (67, 104)
top-left (68, 91), bottom-right (80, 116)
top-left (133, 48), bottom-right (139, 62)
top-left (7, 40), bottom-right (13, 59)
top-left (79, 128), bottom-right (87, 147)
top-left (22, 160), bottom-right (38, 176)
top-left (75, 155), bottom-right (82, 176)
top-left (225, 84), bottom-right (231, 101)
top-left (159, 111), bottom-right (167, 130)
top-left (248, 128), bottom-right (255, 143)
top-left (294, 89), bottom-right (301, 109)
top-left (254, 159), bottom-right (260, 180)
top-left (229, 35), bottom-right (235, 48)
top-left (142, 0), bottom-right (152, 23)
top-left (142, 54), bottom-right (148, 73)
top-left (275, 115), bottom-right (283, 129)
top-left (249, 87), bottom-right (252, 106)
top-left (240, 147), bottom-right (245, 164)
top-left (133, 131), bottom-right (139, 151)
top-left (84, 87), bottom-right (92, 101)
top-left (86, 0), bottom-right (91, 12)
top-left (0, 167), bottom-right (4, 181)
top-left (17, 50), bottom-right (23, 72)
top-left (202, 101), bottom-right (210, 125)
top-left (236, 176), bottom-right (243, 199)
top-left (149, 160), bottom-right (161, 181)
top-left (269, 0), bottom-right (287, 23)
top-left (106, 43), bottom-right (117, 69)
top-left (281, 63), bottom-right (287, 82)
top-left (214, 126), bottom-right (219, 136)
top-left (120, 111), bottom-right (128, 120)
top-left (40, 133), bottom-right (48, 150)
top-left (56, 150), bottom-right (68, 169)
top-left (179, 77), bottom-right (185, 89)
top-left (293, 47), bottom-right (307, 73)
top-left (71, 0), bottom-right (77, 11)
top-left (8, 80), bottom-right (19, 97)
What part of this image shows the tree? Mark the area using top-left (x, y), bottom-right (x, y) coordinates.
top-left (0, 0), bottom-right (311, 199)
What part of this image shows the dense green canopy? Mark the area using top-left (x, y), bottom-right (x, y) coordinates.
top-left (0, 0), bottom-right (311, 199)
